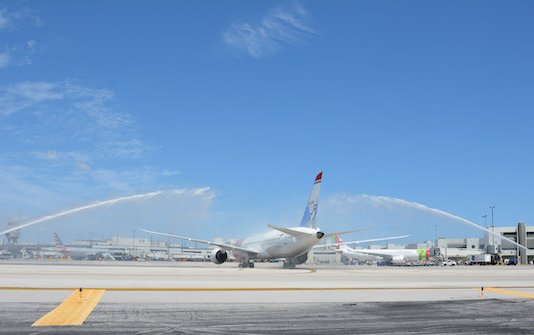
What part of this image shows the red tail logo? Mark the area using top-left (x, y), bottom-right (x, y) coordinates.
top-left (335, 235), bottom-right (343, 249)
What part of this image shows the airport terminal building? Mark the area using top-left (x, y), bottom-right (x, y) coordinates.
top-left (483, 223), bottom-right (534, 264)
top-left (2, 223), bottom-right (533, 265)
top-left (433, 223), bottom-right (533, 264)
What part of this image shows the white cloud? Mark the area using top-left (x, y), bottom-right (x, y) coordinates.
top-left (0, 164), bottom-right (73, 214)
top-left (0, 161), bottom-right (192, 217)
top-left (0, 82), bottom-right (62, 116)
top-left (97, 139), bottom-right (147, 159)
top-left (0, 7), bottom-right (39, 31)
top-left (75, 160), bottom-right (92, 172)
top-left (87, 167), bottom-right (175, 193)
top-left (0, 52), bottom-right (9, 68)
top-left (33, 150), bottom-right (60, 161)
top-left (0, 8), bottom-right (40, 68)
top-left (0, 43), bottom-right (37, 69)
top-left (30, 150), bottom-right (95, 171)
top-left (0, 9), bottom-right (11, 30)
top-left (0, 81), bottom-right (146, 159)
top-left (0, 177), bottom-right (218, 242)
top-left (223, 4), bottom-right (315, 58)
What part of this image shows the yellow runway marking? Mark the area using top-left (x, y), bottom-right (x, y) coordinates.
top-left (0, 286), bottom-right (487, 291)
top-left (485, 287), bottom-right (534, 299)
top-left (1, 285), bottom-right (534, 292)
top-left (68, 287), bottom-right (429, 291)
top-left (32, 289), bottom-right (105, 326)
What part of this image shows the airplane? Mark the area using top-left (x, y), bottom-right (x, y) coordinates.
top-left (312, 233), bottom-right (411, 261)
top-left (141, 172), bottom-right (362, 268)
top-left (326, 235), bottom-right (430, 265)
top-left (51, 232), bottom-right (116, 260)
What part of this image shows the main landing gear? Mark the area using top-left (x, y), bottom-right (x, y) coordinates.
top-left (239, 261), bottom-right (255, 268)
top-left (283, 262), bottom-right (296, 269)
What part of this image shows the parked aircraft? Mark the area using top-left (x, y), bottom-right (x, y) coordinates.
top-left (51, 232), bottom-right (116, 260)
top-left (312, 234), bottom-right (411, 262)
top-left (141, 172), bottom-right (362, 268)
top-left (328, 235), bottom-right (430, 264)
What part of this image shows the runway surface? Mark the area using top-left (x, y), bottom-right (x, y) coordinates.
top-left (1, 299), bottom-right (534, 334)
top-left (1, 261), bottom-right (534, 334)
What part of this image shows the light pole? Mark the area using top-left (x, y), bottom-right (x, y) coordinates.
top-left (490, 206), bottom-right (495, 246)
top-left (433, 225), bottom-right (438, 256)
top-left (482, 214), bottom-right (488, 252)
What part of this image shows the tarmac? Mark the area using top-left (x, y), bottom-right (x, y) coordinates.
top-left (1, 261), bottom-right (534, 334)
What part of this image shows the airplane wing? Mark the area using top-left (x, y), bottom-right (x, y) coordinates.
top-left (267, 225), bottom-right (371, 239)
top-left (139, 229), bottom-right (259, 256)
top-left (323, 229), bottom-right (372, 238)
top-left (348, 249), bottom-right (393, 260)
top-left (267, 225), bottom-right (314, 237)
top-left (343, 235), bottom-right (411, 245)
top-left (313, 234), bottom-right (411, 249)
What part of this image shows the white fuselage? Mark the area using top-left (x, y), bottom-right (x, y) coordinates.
top-left (341, 249), bottom-right (382, 261)
top-left (56, 246), bottom-right (115, 259)
top-left (236, 227), bottom-right (322, 261)
top-left (340, 246), bottom-right (426, 263)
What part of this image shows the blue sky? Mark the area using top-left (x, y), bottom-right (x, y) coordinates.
top-left (1, 1), bottom-right (533, 244)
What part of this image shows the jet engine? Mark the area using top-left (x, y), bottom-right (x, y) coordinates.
top-left (391, 255), bottom-right (405, 264)
top-left (210, 248), bottom-right (228, 265)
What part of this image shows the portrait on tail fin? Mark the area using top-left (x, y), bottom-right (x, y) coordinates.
top-left (300, 172), bottom-right (322, 229)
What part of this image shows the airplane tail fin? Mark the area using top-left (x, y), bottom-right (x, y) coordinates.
top-left (53, 232), bottom-right (67, 251)
top-left (299, 172), bottom-right (322, 228)
top-left (335, 235), bottom-right (343, 250)
top-left (417, 249), bottom-right (432, 261)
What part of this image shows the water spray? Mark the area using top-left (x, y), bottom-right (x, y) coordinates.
top-left (360, 195), bottom-right (529, 252)
top-left (0, 191), bottom-right (164, 236)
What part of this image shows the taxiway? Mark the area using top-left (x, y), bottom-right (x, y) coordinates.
top-left (1, 261), bottom-right (533, 334)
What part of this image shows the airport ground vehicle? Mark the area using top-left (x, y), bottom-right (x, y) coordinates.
top-left (441, 260), bottom-right (457, 266)
top-left (0, 249), bottom-right (13, 260)
top-left (467, 254), bottom-right (492, 265)
top-left (507, 258), bottom-right (518, 265)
